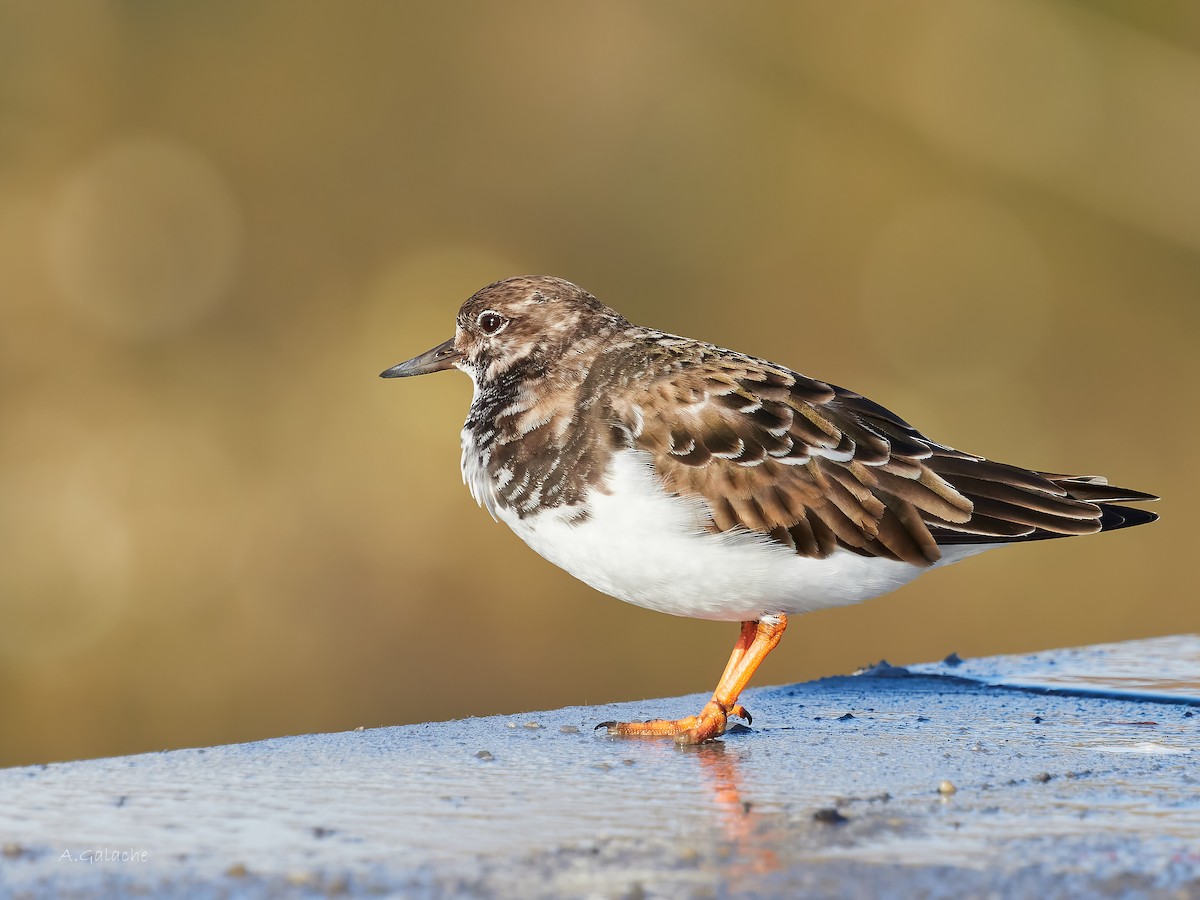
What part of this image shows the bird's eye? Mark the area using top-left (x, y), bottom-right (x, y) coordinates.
top-left (477, 311), bottom-right (507, 334)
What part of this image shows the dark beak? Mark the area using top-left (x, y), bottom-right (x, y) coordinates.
top-left (379, 338), bottom-right (462, 378)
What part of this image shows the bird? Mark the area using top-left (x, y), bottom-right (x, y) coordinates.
top-left (380, 275), bottom-right (1158, 744)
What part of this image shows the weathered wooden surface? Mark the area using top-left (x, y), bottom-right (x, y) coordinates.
top-left (1, 636), bottom-right (1197, 898)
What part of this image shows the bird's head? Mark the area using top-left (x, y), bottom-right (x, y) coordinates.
top-left (380, 275), bottom-right (626, 383)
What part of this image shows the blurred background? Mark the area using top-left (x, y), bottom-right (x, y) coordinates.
top-left (1, 0), bottom-right (1196, 768)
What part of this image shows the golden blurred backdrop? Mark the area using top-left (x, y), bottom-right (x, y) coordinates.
top-left (1, 1), bottom-right (1196, 767)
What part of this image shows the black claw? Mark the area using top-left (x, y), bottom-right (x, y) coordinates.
top-left (595, 721), bottom-right (617, 731)
top-left (728, 706), bottom-right (752, 726)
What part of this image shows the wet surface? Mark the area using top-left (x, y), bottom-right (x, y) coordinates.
top-left (909, 634), bottom-right (1200, 704)
top-left (0, 636), bottom-right (1197, 898)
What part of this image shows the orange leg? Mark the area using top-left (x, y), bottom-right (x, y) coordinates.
top-left (599, 615), bottom-right (787, 745)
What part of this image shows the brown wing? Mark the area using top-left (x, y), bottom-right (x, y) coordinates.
top-left (612, 354), bottom-right (1157, 566)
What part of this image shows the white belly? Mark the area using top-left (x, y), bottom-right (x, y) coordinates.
top-left (492, 450), bottom-right (991, 622)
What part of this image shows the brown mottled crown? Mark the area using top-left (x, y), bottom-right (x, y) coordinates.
top-left (454, 276), bottom-right (628, 382)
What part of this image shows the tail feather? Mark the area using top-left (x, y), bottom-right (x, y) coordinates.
top-left (1095, 503), bottom-right (1159, 533)
top-left (927, 461), bottom-right (1158, 547)
top-left (1049, 474), bottom-right (1160, 506)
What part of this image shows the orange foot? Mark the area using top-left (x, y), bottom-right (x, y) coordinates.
top-left (595, 616), bottom-right (787, 745)
top-left (597, 701), bottom-right (752, 745)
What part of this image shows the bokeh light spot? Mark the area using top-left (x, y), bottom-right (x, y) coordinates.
top-left (0, 465), bottom-right (131, 663)
top-left (903, 1), bottom-right (1102, 175)
top-left (858, 195), bottom-right (1052, 385)
top-left (44, 135), bottom-right (242, 339)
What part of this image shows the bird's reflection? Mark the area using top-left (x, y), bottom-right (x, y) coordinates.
top-left (689, 741), bottom-right (780, 876)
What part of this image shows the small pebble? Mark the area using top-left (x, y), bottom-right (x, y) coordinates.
top-left (813, 808), bottom-right (848, 825)
top-left (837, 713), bottom-right (855, 722)
top-left (942, 652), bottom-right (964, 667)
top-left (938, 780), bottom-right (957, 795)
top-left (559, 725), bottom-right (580, 734)
top-left (225, 863), bottom-right (248, 878)
top-left (1032, 715), bottom-right (1044, 724)
top-left (1034, 772), bottom-right (1052, 783)
top-left (855, 659), bottom-right (910, 677)
top-left (916, 716), bottom-right (930, 723)
top-left (353, 726), bottom-right (364, 732)
top-left (475, 750), bottom-right (494, 761)
top-left (2, 843), bottom-right (23, 859)
top-left (523, 722), bottom-right (542, 730)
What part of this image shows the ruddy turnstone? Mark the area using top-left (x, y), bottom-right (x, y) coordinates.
top-left (381, 275), bottom-right (1158, 744)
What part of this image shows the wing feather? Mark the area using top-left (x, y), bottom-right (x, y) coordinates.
top-left (607, 346), bottom-right (1156, 564)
